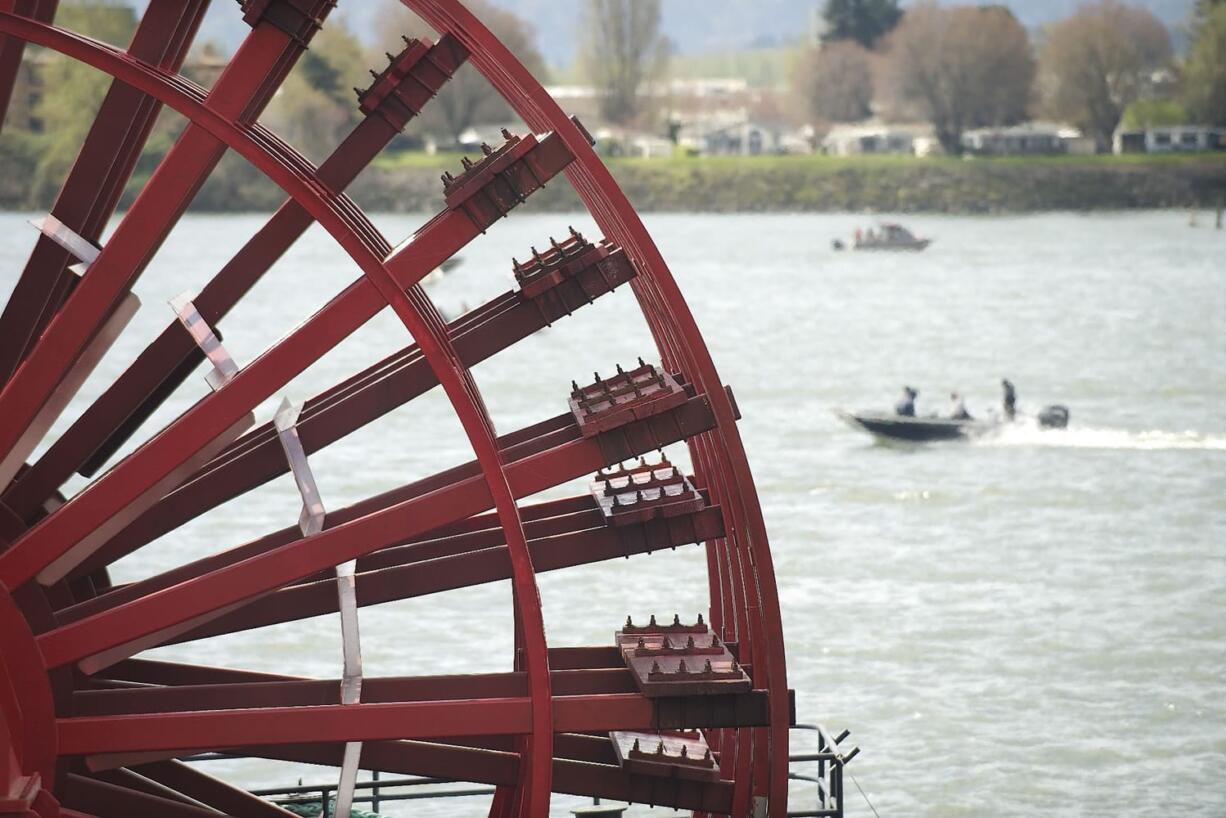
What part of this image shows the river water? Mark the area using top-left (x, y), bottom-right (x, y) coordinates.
top-left (2, 211), bottom-right (1223, 817)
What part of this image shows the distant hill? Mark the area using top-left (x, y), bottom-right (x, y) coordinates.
top-left (185, 0), bottom-right (1196, 65)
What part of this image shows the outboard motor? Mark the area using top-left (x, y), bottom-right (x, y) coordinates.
top-left (1037, 404), bottom-right (1070, 429)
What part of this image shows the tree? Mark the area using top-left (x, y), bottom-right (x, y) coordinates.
top-left (370, 0), bottom-right (547, 143)
top-left (793, 41), bottom-right (874, 123)
top-left (30, 1), bottom-right (138, 200)
top-left (883, 4), bottom-right (1034, 155)
top-left (1182, 3), bottom-right (1226, 126)
top-left (580, 0), bottom-right (670, 125)
top-left (1038, 1), bottom-right (1172, 151)
top-left (821, 0), bottom-right (902, 48)
top-left (262, 17), bottom-right (367, 160)
top-left (1194, 0), bottom-right (1226, 21)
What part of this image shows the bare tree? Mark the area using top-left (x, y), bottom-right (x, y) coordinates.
top-left (794, 41), bottom-right (875, 123)
top-left (580, 0), bottom-right (670, 125)
top-left (882, 3), bottom-right (1034, 155)
top-left (370, 0), bottom-right (547, 143)
top-left (1038, 1), bottom-right (1172, 151)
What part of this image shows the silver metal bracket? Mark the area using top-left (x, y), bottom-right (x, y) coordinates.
top-left (274, 397), bottom-right (362, 815)
top-left (28, 213), bottom-right (101, 269)
top-left (169, 292), bottom-right (240, 390)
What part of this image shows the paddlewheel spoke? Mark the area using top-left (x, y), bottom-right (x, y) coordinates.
top-left (0, 2), bottom-right (793, 816)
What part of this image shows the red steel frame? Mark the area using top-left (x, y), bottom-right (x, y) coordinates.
top-left (0, 2), bottom-right (790, 817)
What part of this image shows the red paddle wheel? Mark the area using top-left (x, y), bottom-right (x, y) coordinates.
top-left (0, 2), bottom-right (792, 816)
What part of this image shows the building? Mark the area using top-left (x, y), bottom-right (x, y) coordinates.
top-left (820, 123), bottom-right (935, 156)
top-left (1113, 125), bottom-right (1226, 154)
top-left (962, 123), bottom-right (1064, 156)
top-left (590, 128), bottom-right (675, 159)
top-left (960, 122), bottom-right (1095, 156)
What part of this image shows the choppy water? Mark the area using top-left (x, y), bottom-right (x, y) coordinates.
top-left (2, 211), bottom-right (1223, 817)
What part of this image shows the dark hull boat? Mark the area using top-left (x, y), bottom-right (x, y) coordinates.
top-left (838, 411), bottom-right (993, 442)
top-left (853, 236), bottom-right (931, 252)
top-left (838, 405), bottom-right (1070, 443)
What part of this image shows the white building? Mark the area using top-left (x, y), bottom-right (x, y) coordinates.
top-left (820, 123), bottom-right (935, 156)
top-left (1114, 125), bottom-right (1225, 154)
top-left (678, 112), bottom-right (790, 156)
top-left (962, 123), bottom-right (1068, 156)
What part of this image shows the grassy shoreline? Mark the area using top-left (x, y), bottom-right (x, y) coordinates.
top-left (355, 152), bottom-right (1226, 214)
top-left (3, 138), bottom-right (1223, 213)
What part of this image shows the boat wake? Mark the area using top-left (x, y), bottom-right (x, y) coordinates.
top-left (976, 420), bottom-right (1226, 451)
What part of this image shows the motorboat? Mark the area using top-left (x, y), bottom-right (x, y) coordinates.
top-left (837, 411), bottom-right (993, 442)
top-left (853, 223), bottom-right (931, 251)
top-left (838, 404), bottom-right (1070, 443)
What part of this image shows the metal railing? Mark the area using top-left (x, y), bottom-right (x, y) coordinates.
top-left (231, 724), bottom-right (860, 818)
top-left (250, 771), bottom-right (493, 816)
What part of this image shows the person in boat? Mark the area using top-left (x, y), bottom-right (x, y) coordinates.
top-left (948, 392), bottom-right (972, 420)
top-left (895, 386), bottom-right (918, 417)
top-left (1001, 379), bottom-right (1016, 420)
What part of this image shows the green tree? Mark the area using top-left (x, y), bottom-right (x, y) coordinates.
top-left (1038, 1), bottom-right (1172, 151)
top-left (1194, 0), bottom-right (1226, 21)
top-left (1121, 99), bottom-right (1188, 128)
top-left (262, 17), bottom-right (368, 160)
top-left (822, 0), bottom-right (902, 48)
top-left (29, 1), bottom-right (137, 200)
top-left (1182, 4), bottom-right (1226, 126)
top-left (581, 0), bottom-right (670, 125)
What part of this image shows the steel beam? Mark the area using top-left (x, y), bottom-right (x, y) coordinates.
top-left (0, 2), bottom-right (207, 387)
top-left (0, 2), bottom-right (335, 473)
top-left (35, 394), bottom-right (714, 672)
top-left (1, 36), bottom-right (471, 513)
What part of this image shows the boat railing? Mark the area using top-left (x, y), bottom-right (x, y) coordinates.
top-left (188, 723), bottom-right (859, 817)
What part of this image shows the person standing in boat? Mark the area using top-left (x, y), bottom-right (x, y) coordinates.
top-left (895, 386), bottom-right (918, 416)
top-left (1001, 378), bottom-right (1017, 420)
top-left (948, 392), bottom-right (972, 420)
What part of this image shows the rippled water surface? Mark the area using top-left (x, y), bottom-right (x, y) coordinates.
top-left (2, 210), bottom-right (1223, 817)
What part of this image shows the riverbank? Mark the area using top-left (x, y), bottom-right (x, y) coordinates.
top-left (3, 136), bottom-right (1224, 213)
top-left (353, 152), bottom-right (1226, 214)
